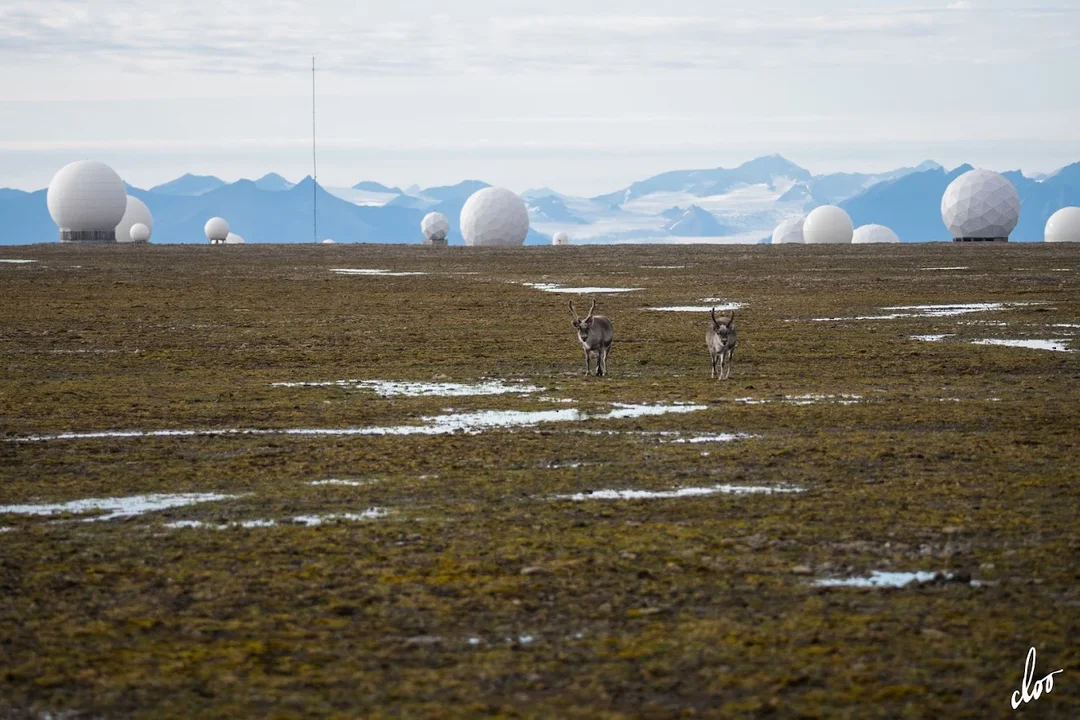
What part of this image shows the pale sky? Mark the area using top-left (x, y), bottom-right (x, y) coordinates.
top-left (1, 0), bottom-right (1077, 196)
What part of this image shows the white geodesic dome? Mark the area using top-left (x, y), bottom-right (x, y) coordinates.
top-left (459, 187), bottom-right (530, 246)
top-left (852, 224), bottom-right (900, 244)
top-left (129, 223), bottom-right (150, 243)
top-left (322, 239), bottom-right (336, 244)
top-left (771, 216), bottom-right (805, 244)
top-left (46, 160), bottom-right (128, 232)
top-left (941, 169), bottom-right (1020, 240)
top-left (224, 232), bottom-right (245, 244)
top-left (803, 205), bottom-right (853, 244)
top-left (1044, 207), bottom-right (1080, 243)
top-left (421, 212), bottom-right (450, 242)
top-left (115, 195), bottom-right (153, 243)
top-left (204, 217), bottom-right (229, 241)
top-left (552, 231), bottom-right (570, 246)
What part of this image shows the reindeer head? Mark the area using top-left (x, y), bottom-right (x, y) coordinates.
top-left (569, 300), bottom-right (598, 342)
top-left (710, 307), bottom-right (734, 338)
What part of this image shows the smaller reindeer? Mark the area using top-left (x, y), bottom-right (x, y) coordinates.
top-left (706, 308), bottom-right (737, 380)
top-left (569, 299), bottom-right (613, 377)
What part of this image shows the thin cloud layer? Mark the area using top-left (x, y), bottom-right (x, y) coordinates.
top-left (0, 2), bottom-right (1075, 76)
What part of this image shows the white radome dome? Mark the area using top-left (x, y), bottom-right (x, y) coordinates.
top-left (852, 224), bottom-right (900, 244)
top-left (224, 232), bottom-right (245, 244)
top-left (1044, 207), bottom-right (1080, 243)
top-left (47, 160), bottom-right (128, 233)
top-left (459, 187), bottom-right (530, 247)
top-left (115, 195), bottom-right (153, 243)
top-left (552, 231), bottom-right (570, 246)
top-left (803, 205), bottom-right (854, 244)
top-left (421, 212), bottom-right (450, 242)
top-left (204, 217), bottom-right (229, 241)
top-left (322, 239), bottom-right (336, 244)
top-left (941, 169), bottom-right (1020, 240)
top-left (771, 216), bottom-right (805, 244)
top-left (128, 223), bottom-right (150, 243)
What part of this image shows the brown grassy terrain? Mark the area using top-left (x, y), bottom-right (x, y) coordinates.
top-left (1, 242), bottom-right (1078, 718)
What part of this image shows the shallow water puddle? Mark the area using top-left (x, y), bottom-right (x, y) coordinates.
top-left (815, 571), bottom-right (947, 588)
top-left (330, 268), bottom-right (426, 276)
top-left (911, 334), bottom-right (955, 342)
top-left (734, 395), bottom-right (861, 406)
top-left (0, 493), bottom-right (236, 522)
top-left (971, 338), bottom-right (1073, 353)
top-left (0, 259), bottom-right (37, 264)
top-left (9, 403), bottom-right (708, 442)
top-left (523, 282), bottom-right (642, 294)
top-left (271, 379), bottom-right (542, 397)
top-left (552, 484), bottom-right (803, 501)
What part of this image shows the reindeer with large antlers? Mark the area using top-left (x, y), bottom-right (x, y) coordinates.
top-left (568, 299), bottom-right (613, 377)
top-left (707, 308), bottom-right (737, 380)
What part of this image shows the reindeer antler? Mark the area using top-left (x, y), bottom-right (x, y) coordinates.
top-left (710, 307), bottom-right (718, 325)
top-left (726, 310), bottom-right (735, 327)
top-left (585, 299), bottom-right (597, 321)
top-left (568, 300), bottom-right (580, 321)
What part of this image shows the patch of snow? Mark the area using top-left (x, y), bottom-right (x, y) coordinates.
top-left (0, 494), bottom-right (236, 522)
top-left (971, 338), bottom-right (1073, 353)
top-left (552, 484), bottom-right (804, 501)
top-left (812, 302), bottom-right (1038, 322)
top-left (309, 479), bottom-right (371, 487)
top-left (920, 266), bottom-right (969, 271)
top-left (523, 282), bottom-right (641, 294)
top-left (330, 268), bottom-right (426, 276)
top-left (0, 259), bottom-right (37, 264)
top-left (910, 334), bottom-right (954, 342)
top-left (272, 379), bottom-right (542, 397)
top-left (640, 265), bottom-right (685, 269)
top-left (669, 433), bottom-right (754, 444)
top-left (645, 301), bottom-right (743, 312)
top-left (290, 509), bottom-right (390, 525)
top-left (815, 571), bottom-right (944, 588)
top-left (8, 404), bottom-right (708, 443)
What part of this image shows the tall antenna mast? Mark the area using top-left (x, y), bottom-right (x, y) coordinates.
top-left (312, 55), bottom-right (318, 243)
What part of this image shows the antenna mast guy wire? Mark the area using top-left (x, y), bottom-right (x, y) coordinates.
top-left (312, 55), bottom-right (317, 243)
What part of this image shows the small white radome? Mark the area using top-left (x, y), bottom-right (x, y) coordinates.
top-left (115, 195), bottom-right (153, 243)
top-left (47, 160), bottom-right (128, 236)
top-left (941, 169), bottom-right (1020, 241)
top-left (803, 206), bottom-right (853, 244)
top-left (128, 223), bottom-right (150, 243)
top-left (421, 212), bottom-right (450, 243)
top-left (771, 216), bottom-right (805, 244)
top-left (1045, 207), bottom-right (1080, 243)
top-left (224, 232), bottom-right (245, 244)
top-left (204, 217), bottom-right (229, 242)
top-left (851, 224), bottom-right (900, 244)
top-left (460, 187), bottom-right (530, 246)
top-left (552, 231), bottom-right (570, 246)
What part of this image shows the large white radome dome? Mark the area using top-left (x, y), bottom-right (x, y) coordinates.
top-left (115, 195), bottom-right (153, 243)
top-left (552, 231), bottom-right (570, 246)
top-left (421, 212), bottom-right (450, 243)
top-left (941, 169), bottom-right (1020, 241)
top-left (771, 216), bottom-right (805, 244)
top-left (47, 160), bottom-right (128, 241)
top-left (225, 232), bottom-right (245, 244)
top-left (204, 217), bottom-right (229, 243)
top-left (852, 224), bottom-right (900, 244)
top-left (129, 223), bottom-right (150, 243)
top-left (459, 187), bottom-right (530, 247)
top-left (803, 205), bottom-right (853, 244)
top-left (1044, 207), bottom-right (1080, 243)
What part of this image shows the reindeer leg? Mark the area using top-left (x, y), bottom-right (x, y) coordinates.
top-left (711, 352), bottom-right (718, 379)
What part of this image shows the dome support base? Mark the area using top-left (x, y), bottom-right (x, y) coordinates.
top-left (953, 237), bottom-right (1009, 242)
top-left (59, 230), bottom-right (117, 243)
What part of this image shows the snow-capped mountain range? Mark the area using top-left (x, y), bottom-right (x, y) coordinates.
top-left (2, 156), bottom-right (1077, 244)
